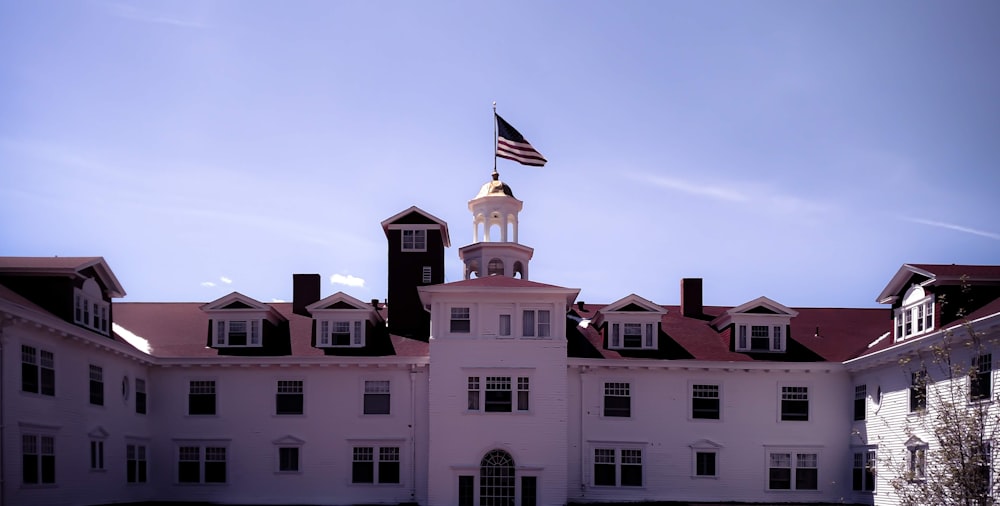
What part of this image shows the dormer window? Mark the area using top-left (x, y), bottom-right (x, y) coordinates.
top-left (318, 320), bottom-right (364, 348)
top-left (401, 229), bottom-right (426, 251)
top-left (894, 286), bottom-right (934, 341)
top-left (214, 320), bottom-right (261, 347)
top-left (306, 292), bottom-right (380, 349)
top-left (712, 296), bottom-right (798, 354)
top-left (74, 279), bottom-right (110, 335)
top-left (610, 323), bottom-right (655, 349)
top-left (736, 324), bottom-right (785, 352)
top-left (597, 294), bottom-right (666, 352)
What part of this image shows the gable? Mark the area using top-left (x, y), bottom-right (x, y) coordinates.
top-left (222, 300), bottom-right (255, 309)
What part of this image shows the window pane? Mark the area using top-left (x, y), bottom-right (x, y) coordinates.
top-left (459, 475), bottom-right (475, 506)
top-left (522, 310), bottom-right (535, 337)
top-left (696, 452), bottom-right (716, 476)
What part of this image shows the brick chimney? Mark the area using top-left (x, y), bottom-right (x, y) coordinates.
top-left (292, 274), bottom-right (321, 316)
top-left (681, 278), bottom-right (703, 318)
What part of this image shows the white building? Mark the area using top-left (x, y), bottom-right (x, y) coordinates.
top-left (1, 173), bottom-right (997, 506)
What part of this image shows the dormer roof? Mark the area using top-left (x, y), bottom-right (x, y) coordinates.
top-left (592, 293), bottom-right (666, 328)
top-left (710, 296), bottom-right (798, 329)
top-left (200, 292), bottom-right (285, 323)
top-left (306, 291), bottom-right (380, 319)
top-left (0, 256), bottom-right (125, 298)
top-left (380, 206), bottom-right (451, 248)
top-left (877, 264), bottom-right (1000, 304)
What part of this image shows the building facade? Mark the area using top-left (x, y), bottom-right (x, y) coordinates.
top-left (1, 174), bottom-right (998, 506)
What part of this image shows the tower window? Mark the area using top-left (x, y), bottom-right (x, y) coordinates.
top-left (401, 230), bottom-right (426, 251)
top-left (487, 258), bottom-right (504, 276)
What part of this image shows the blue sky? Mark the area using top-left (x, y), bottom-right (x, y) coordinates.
top-left (2, 1), bottom-right (998, 309)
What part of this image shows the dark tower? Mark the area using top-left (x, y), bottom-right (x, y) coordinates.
top-left (381, 206), bottom-right (450, 340)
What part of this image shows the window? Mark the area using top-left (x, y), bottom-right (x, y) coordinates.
top-left (127, 443), bottom-right (147, 483)
top-left (695, 451), bottom-right (717, 477)
top-left (276, 380), bottom-right (304, 415)
top-left (603, 382), bottom-right (631, 417)
top-left (971, 354), bottom-right (992, 401)
top-left (907, 445), bottom-right (926, 481)
top-left (498, 314), bottom-right (511, 337)
top-left (852, 449), bottom-right (876, 492)
top-left (480, 449), bottom-right (515, 503)
top-left (468, 376), bottom-right (529, 413)
top-left (854, 384), bottom-right (866, 421)
top-left (401, 229), bottom-right (426, 251)
top-left (178, 445), bottom-right (227, 483)
top-left (768, 451), bottom-right (818, 490)
top-left (609, 322), bottom-right (657, 349)
top-left (352, 446), bottom-right (400, 484)
top-left (486, 376), bottom-right (512, 412)
top-left (363, 380), bottom-right (390, 415)
top-left (450, 307), bottom-right (471, 333)
top-left (422, 266), bottom-right (432, 284)
top-left (74, 287), bottom-right (110, 334)
top-left (135, 379), bottom-right (147, 415)
top-left (593, 447), bottom-right (642, 487)
top-left (188, 380), bottom-right (216, 415)
top-left (90, 365), bottom-right (104, 406)
top-left (318, 320), bottom-right (364, 347)
top-left (736, 323), bottom-right (785, 352)
top-left (910, 371), bottom-right (927, 412)
top-left (22, 434), bottom-right (55, 484)
top-left (467, 377), bottom-right (480, 410)
top-left (692, 384), bottom-right (720, 420)
top-left (894, 290), bottom-right (935, 341)
top-left (278, 447), bottom-right (299, 473)
top-left (214, 320), bottom-right (261, 347)
top-left (90, 440), bottom-right (105, 470)
top-left (780, 386), bottom-right (809, 421)
top-left (21, 345), bottom-right (55, 396)
top-left (522, 309), bottom-right (550, 338)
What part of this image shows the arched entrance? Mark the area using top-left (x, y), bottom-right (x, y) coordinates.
top-left (479, 449), bottom-right (515, 506)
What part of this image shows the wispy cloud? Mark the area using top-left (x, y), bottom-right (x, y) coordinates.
top-left (903, 217), bottom-right (1000, 240)
top-left (271, 298), bottom-right (286, 303)
top-left (220, 276), bottom-right (233, 284)
top-left (200, 281), bottom-right (216, 288)
top-left (330, 274), bottom-right (365, 288)
top-left (628, 172), bottom-right (831, 216)
top-left (104, 3), bottom-right (207, 29)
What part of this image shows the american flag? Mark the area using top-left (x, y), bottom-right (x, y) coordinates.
top-left (495, 114), bottom-right (547, 167)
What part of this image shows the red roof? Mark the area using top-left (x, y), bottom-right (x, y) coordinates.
top-left (909, 264), bottom-right (1000, 279)
top-left (435, 276), bottom-right (571, 290)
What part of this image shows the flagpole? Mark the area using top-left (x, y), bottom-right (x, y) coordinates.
top-left (492, 101), bottom-right (499, 180)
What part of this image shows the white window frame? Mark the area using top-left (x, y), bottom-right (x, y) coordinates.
top-left (363, 380), bottom-right (391, 415)
top-left (175, 441), bottom-right (229, 484)
top-left (22, 431), bottom-right (57, 485)
top-left (766, 448), bottom-right (820, 491)
top-left (21, 345), bottom-right (56, 397)
top-left (590, 445), bottom-right (645, 488)
top-left (350, 443), bottom-right (402, 485)
top-left (277, 446), bottom-right (301, 474)
top-left (779, 385), bottom-right (810, 422)
top-left (401, 229), bottom-right (427, 252)
top-left (466, 373), bottom-right (530, 414)
top-left (607, 320), bottom-right (658, 350)
top-left (690, 441), bottom-right (721, 479)
top-left (735, 320), bottom-right (787, 352)
top-left (74, 283), bottom-right (110, 335)
top-left (421, 266), bottom-right (432, 284)
top-left (894, 288), bottom-right (934, 342)
top-left (317, 319), bottom-right (365, 348)
top-left (602, 381), bottom-right (631, 418)
top-left (126, 441), bottom-right (148, 484)
top-left (521, 309), bottom-right (551, 338)
top-left (213, 319), bottom-right (262, 347)
top-left (690, 382), bottom-right (722, 421)
top-left (89, 438), bottom-right (105, 471)
top-left (852, 447), bottom-right (877, 492)
top-left (450, 307), bottom-right (472, 334)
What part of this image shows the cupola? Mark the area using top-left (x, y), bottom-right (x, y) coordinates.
top-left (459, 171), bottom-right (534, 279)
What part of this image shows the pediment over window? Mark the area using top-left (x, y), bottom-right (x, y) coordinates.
top-left (201, 292), bottom-right (286, 349)
top-left (272, 435), bottom-right (305, 446)
top-left (200, 292), bottom-right (274, 313)
top-left (689, 439), bottom-right (723, 450)
top-left (307, 292), bottom-right (381, 349)
top-left (712, 296), bottom-right (797, 353)
top-left (88, 426), bottom-right (109, 439)
top-left (904, 435), bottom-right (926, 448)
top-left (595, 294), bottom-right (665, 351)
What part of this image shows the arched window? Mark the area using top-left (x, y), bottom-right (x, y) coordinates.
top-left (480, 449), bottom-right (514, 506)
top-left (512, 261), bottom-right (524, 279)
top-left (488, 258), bottom-right (504, 276)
